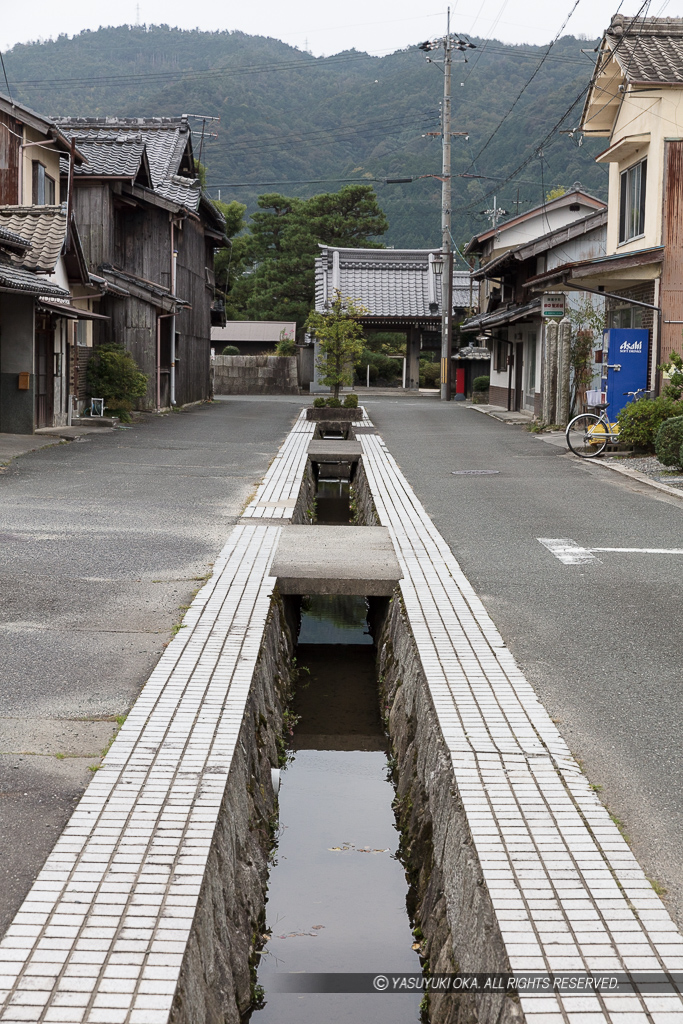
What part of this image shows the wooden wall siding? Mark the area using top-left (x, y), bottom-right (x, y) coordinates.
top-left (174, 217), bottom-right (211, 405)
top-left (661, 140), bottom-right (683, 366)
top-left (72, 184), bottom-right (114, 269)
top-left (0, 112), bottom-right (19, 205)
top-left (72, 180), bottom-right (214, 408)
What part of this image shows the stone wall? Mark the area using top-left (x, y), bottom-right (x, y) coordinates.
top-left (377, 595), bottom-right (523, 1024)
top-left (170, 595), bottom-right (295, 1024)
top-left (213, 355), bottom-right (299, 396)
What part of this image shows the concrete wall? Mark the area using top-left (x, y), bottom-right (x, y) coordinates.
top-left (213, 355), bottom-right (299, 396)
top-left (0, 292), bottom-right (35, 434)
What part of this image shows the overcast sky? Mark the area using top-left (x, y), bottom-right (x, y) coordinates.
top-left (1, 0), bottom-right (682, 57)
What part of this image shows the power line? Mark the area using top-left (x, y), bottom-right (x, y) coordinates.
top-left (466, 0), bottom-right (583, 169)
top-left (0, 51), bottom-right (13, 105)
top-left (7, 40), bottom-right (595, 95)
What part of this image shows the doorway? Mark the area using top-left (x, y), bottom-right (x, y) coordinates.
top-left (35, 323), bottom-right (54, 429)
top-left (524, 332), bottom-right (537, 411)
top-left (514, 341), bottom-right (524, 412)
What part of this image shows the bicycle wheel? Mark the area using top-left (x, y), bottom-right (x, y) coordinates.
top-left (565, 414), bottom-right (609, 458)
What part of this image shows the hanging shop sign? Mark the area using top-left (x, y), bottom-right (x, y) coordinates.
top-left (542, 292), bottom-right (566, 319)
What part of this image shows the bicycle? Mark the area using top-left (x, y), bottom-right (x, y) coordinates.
top-left (565, 389), bottom-right (648, 458)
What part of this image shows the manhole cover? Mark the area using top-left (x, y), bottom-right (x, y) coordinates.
top-left (452, 470), bottom-right (500, 476)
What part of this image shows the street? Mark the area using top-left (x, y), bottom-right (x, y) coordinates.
top-left (1, 394), bottom-right (682, 941)
top-left (0, 399), bottom-right (298, 937)
top-left (366, 396), bottom-right (683, 929)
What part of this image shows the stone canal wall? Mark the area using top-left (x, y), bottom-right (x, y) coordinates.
top-left (171, 596), bottom-right (295, 1024)
top-left (378, 595), bottom-right (522, 1024)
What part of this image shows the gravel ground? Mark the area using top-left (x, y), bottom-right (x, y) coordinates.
top-left (605, 453), bottom-right (683, 487)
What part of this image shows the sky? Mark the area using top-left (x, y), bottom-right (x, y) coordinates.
top-left (1, 0), bottom-right (683, 56)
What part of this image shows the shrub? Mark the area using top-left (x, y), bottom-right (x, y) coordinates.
top-left (355, 349), bottom-right (400, 383)
top-left (222, 345), bottom-right (240, 355)
top-left (419, 361), bottom-right (441, 388)
top-left (86, 343), bottom-right (148, 412)
top-left (343, 393), bottom-right (358, 408)
top-left (655, 415), bottom-right (683, 467)
top-left (275, 337), bottom-right (297, 356)
top-left (616, 396), bottom-right (683, 449)
top-left (326, 397), bottom-right (342, 408)
top-left (313, 397), bottom-right (326, 408)
top-left (473, 375), bottom-right (490, 392)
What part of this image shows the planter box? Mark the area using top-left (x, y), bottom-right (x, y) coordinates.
top-left (471, 392), bottom-right (489, 405)
top-left (306, 407), bottom-right (363, 421)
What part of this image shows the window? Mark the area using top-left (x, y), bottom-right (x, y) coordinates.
top-left (619, 158), bottom-right (647, 243)
top-left (31, 162), bottom-right (56, 205)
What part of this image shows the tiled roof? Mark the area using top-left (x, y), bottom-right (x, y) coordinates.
top-left (605, 14), bottom-right (683, 83)
top-left (55, 117), bottom-right (197, 200)
top-left (315, 246), bottom-right (472, 318)
top-left (0, 223), bottom-right (31, 249)
top-left (70, 138), bottom-right (148, 178)
top-left (156, 175), bottom-right (201, 212)
top-left (53, 118), bottom-right (224, 230)
top-left (0, 207), bottom-right (67, 272)
top-left (0, 260), bottom-right (70, 297)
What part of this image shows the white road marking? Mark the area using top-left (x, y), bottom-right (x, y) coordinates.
top-left (539, 540), bottom-right (683, 563)
top-left (592, 547), bottom-right (683, 554)
top-left (537, 538), bottom-right (600, 564)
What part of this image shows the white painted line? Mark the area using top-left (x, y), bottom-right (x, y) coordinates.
top-left (538, 537), bottom-right (601, 564)
top-left (592, 546), bottom-right (683, 554)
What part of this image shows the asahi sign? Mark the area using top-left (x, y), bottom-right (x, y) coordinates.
top-left (542, 293), bottom-right (566, 319)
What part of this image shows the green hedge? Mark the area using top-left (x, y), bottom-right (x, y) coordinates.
top-left (616, 396), bottom-right (683, 449)
top-left (655, 415), bottom-right (683, 467)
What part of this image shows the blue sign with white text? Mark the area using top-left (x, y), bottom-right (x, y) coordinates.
top-left (602, 328), bottom-right (650, 419)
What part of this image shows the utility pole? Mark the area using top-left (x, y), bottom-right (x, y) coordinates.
top-left (419, 14), bottom-right (475, 401)
top-left (440, 9), bottom-right (453, 402)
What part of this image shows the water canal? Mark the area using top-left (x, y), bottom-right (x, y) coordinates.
top-left (249, 594), bottom-right (422, 1023)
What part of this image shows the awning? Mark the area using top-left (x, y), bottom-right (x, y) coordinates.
top-left (37, 300), bottom-right (110, 320)
top-left (461, 297), bottom-right (541, 332)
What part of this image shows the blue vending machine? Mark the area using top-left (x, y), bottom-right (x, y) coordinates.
top-left (602, 328), bottom-right (650, 419)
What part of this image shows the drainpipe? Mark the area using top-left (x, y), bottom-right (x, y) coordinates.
top-left (156, 313), bottom-right (174, 412)
top-left (170, 221), bottom-right (178, 406)
top-left (563, 281), bottom-right (663, 396)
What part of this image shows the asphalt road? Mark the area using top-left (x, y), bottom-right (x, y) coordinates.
top-left (365, 396), bottom-right (683, 929)
top-left (0, 398), bottom-right (299, 938)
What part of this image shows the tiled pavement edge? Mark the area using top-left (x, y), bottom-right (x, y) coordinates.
top-left (240, 408), bottom-right (315, 519)
top-left (359, 425), bottom-right (683, 1024)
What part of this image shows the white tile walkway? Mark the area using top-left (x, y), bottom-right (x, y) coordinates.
top-left (240, 408), bottom-right (315, 519)
top-left (359, 425), bottom-right (683, 1021)
top-left (4, 406), bottom-right (681, 1024)
top-left (0, 407), bottom-right (328, 1024)
top-left (0, 524), bottom-right (285, 1023)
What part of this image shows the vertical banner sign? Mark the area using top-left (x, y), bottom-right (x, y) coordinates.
top-left (542, 293), bottom-right (566, 320)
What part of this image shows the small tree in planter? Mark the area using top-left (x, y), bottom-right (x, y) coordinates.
top-left (305, 290), bottom-right (367, 401)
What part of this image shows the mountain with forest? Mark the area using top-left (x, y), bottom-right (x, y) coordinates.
top-left (3, 24), bottom-right (607, 248)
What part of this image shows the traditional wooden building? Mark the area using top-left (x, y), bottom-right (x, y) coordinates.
top-left (0, 92), bottom-right (99, 433)
top-left (54, 116), bottom-right (227, 410)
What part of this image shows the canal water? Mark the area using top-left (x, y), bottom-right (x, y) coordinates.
top-left (315, 478), bottom-right (351, 525)
top-left (249, 594), bottom-right (422, 1023)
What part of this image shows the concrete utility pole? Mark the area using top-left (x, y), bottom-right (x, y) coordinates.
top-left (440, 9), bottom-right (453, 402)
top-left (420, 13), bottom-right (475, 401)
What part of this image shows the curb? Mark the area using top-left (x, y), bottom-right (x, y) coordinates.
top-left (580, 454), bottom-right (683, 503)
